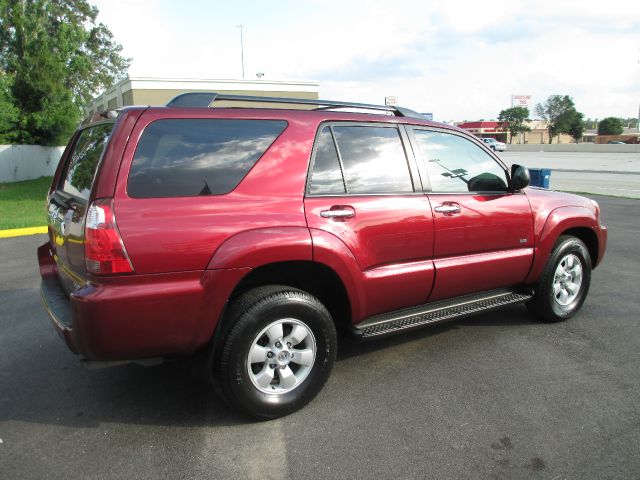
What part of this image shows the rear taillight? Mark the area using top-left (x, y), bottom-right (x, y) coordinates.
top-left (85, 199), bottom-right (134, 275)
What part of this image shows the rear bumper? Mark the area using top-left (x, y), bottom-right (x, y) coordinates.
top-left (38, 242), bottom-right (250, 361)
top-left (38, 242), bottom-right (77, 352)
top-left (40, 274), bottom-right (78, 354)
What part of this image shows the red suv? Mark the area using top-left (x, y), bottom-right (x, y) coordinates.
top-left (39, 93), bottom-right (607, 418)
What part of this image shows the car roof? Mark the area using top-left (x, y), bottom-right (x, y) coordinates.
top-left (132, 105), bottom-right (464, 132)
top-left (87, 93), bottom-right (472, 135)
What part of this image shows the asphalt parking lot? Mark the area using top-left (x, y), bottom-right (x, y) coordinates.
top-left (1, 195), bottom-right (639, 479)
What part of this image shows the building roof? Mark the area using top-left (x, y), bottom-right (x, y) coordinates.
top-left (112, 76), bottom-right (319, 93)
top-left (86, 76), bottom-right (320, 112)
top-left (457, 121), bottom-right (501, 130)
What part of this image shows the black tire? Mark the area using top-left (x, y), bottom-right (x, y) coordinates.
top-left (216, 286), bottom-right (337, 419)
top-left (527, 236), bottom-right (592, 322)
top-left (490, 145), bottom-right (496, 151)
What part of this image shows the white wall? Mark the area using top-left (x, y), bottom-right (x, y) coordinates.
top-left (0, 145), bottom-right (65, 183)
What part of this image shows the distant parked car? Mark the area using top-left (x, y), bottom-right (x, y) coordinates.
top-left (607, 141), bottom-right (626, 144)
top-left (480, 137), bottom-right (507, 151)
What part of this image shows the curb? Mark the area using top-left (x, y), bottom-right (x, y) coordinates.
top-left (0, 226), bottom-right (47, 238)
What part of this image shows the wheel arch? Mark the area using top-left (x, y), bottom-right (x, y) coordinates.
top-left (525, 206), bottom-right (600, 284)
top-left (561, 226), bottom-right (599, 267)
top-left (222, 260), bottom-right (353, 336)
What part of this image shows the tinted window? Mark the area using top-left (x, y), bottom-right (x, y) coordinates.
top-left (309, 127), bottom-right (346, 195)
top-left (128, 119), bottom-right (287, 198)
top-left (332, 126), bottom-right (413, 194)
top-left (60, 123), bottom-right (113, 201)
top-left (413, 130), bottom-right (508, 193)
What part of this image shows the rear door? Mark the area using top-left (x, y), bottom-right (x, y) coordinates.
top-left (304, 123), bottom-right (435, 319)
top-left (408, 127), bottom-right (534, 300)
top-left (47, 122), bottom-right (114, 292)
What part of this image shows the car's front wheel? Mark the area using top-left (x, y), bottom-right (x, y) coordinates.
top-left (216, 286), bottom-right (337, 419)
top-left (527, 236), bottom-right (592, 322)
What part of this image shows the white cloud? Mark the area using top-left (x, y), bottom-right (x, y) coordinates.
top-left (92, 0), bottom-right (640, 120)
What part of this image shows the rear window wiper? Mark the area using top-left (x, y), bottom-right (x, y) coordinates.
top-left (199, 179), bottom-right (212, 196)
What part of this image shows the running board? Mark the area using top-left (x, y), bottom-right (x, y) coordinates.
top-left (354, 289), bottom-right (534, 339)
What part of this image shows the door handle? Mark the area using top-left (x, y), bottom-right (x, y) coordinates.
top-left (320, 207), bottom-right (355, 219)
top-left (434, 203), bottom-right (461, 214)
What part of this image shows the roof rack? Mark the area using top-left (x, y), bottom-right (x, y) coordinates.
top-left (165, 92), bottom-right (425, 119)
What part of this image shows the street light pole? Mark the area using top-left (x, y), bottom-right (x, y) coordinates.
top-left (236, 24), bottom-right (245, 79)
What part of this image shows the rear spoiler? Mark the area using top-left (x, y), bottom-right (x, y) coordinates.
top-left (81, 109), bottom-right (120, 126)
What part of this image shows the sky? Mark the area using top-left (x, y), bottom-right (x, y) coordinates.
top-left (92, 0), bottom-right (640, 122)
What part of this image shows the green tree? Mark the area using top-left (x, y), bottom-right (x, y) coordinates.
top-left (497, 106), bottom-right (531, 144)
top-left (0, 72), bottom-right (19, 143)
top-left (567, 111), bottom-right (585, 143)
top-left (597, 117), bottom-right (624, 135)
top-left (0, 0), bottom-right (130, 145)
top-left (535, 95), bottom-right (576, 144)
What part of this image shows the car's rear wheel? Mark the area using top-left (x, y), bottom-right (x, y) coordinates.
top-left (216, 286), bottom-right (337, 419)
top-left (527, 236), bottom-right (592, 322)
top-left (490, 145), bottom-right (496, 151)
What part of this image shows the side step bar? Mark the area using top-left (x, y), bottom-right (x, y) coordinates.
top-left (354, 289), bottom-right (534, 339)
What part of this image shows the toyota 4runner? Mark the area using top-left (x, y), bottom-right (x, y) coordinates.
top-left (39, 93), bottom-right (607, 418)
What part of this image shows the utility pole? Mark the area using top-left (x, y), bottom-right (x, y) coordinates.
top-left (236, 24), bottom-right (245, 79)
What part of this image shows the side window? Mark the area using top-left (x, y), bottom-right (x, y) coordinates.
top-left (413, 130), bottom-right (508, 193)
top-left (59, 123), bottom-right (114, 202)
top-left (128, 119), bottom-right (287, 198)
top-left (309, 127), bottom-right (346, 195)
top-left (332, 125), bottom-right (413, 194)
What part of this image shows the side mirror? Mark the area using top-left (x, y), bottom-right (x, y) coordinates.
top-left (510, 164), bottom-right (530, 191)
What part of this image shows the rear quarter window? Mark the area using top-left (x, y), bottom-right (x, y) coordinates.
top-left (127, 119), bottom-right (287, 198)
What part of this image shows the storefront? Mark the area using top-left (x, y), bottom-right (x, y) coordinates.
top-left (456, 121), bottom-right (507, 142)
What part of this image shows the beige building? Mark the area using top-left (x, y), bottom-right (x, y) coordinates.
top-left (457, 119), bottom-right (582, 144)
top-left (510, 120), bottom-right (575, 145)
top-left (86, 76), bottom-right (320, 113)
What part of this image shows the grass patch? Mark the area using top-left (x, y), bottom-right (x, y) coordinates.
top-left (0, 176), bottom-right (52, 229)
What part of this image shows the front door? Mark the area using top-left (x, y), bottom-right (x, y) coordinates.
top-left (409, 127), bottom-right (534, 301)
